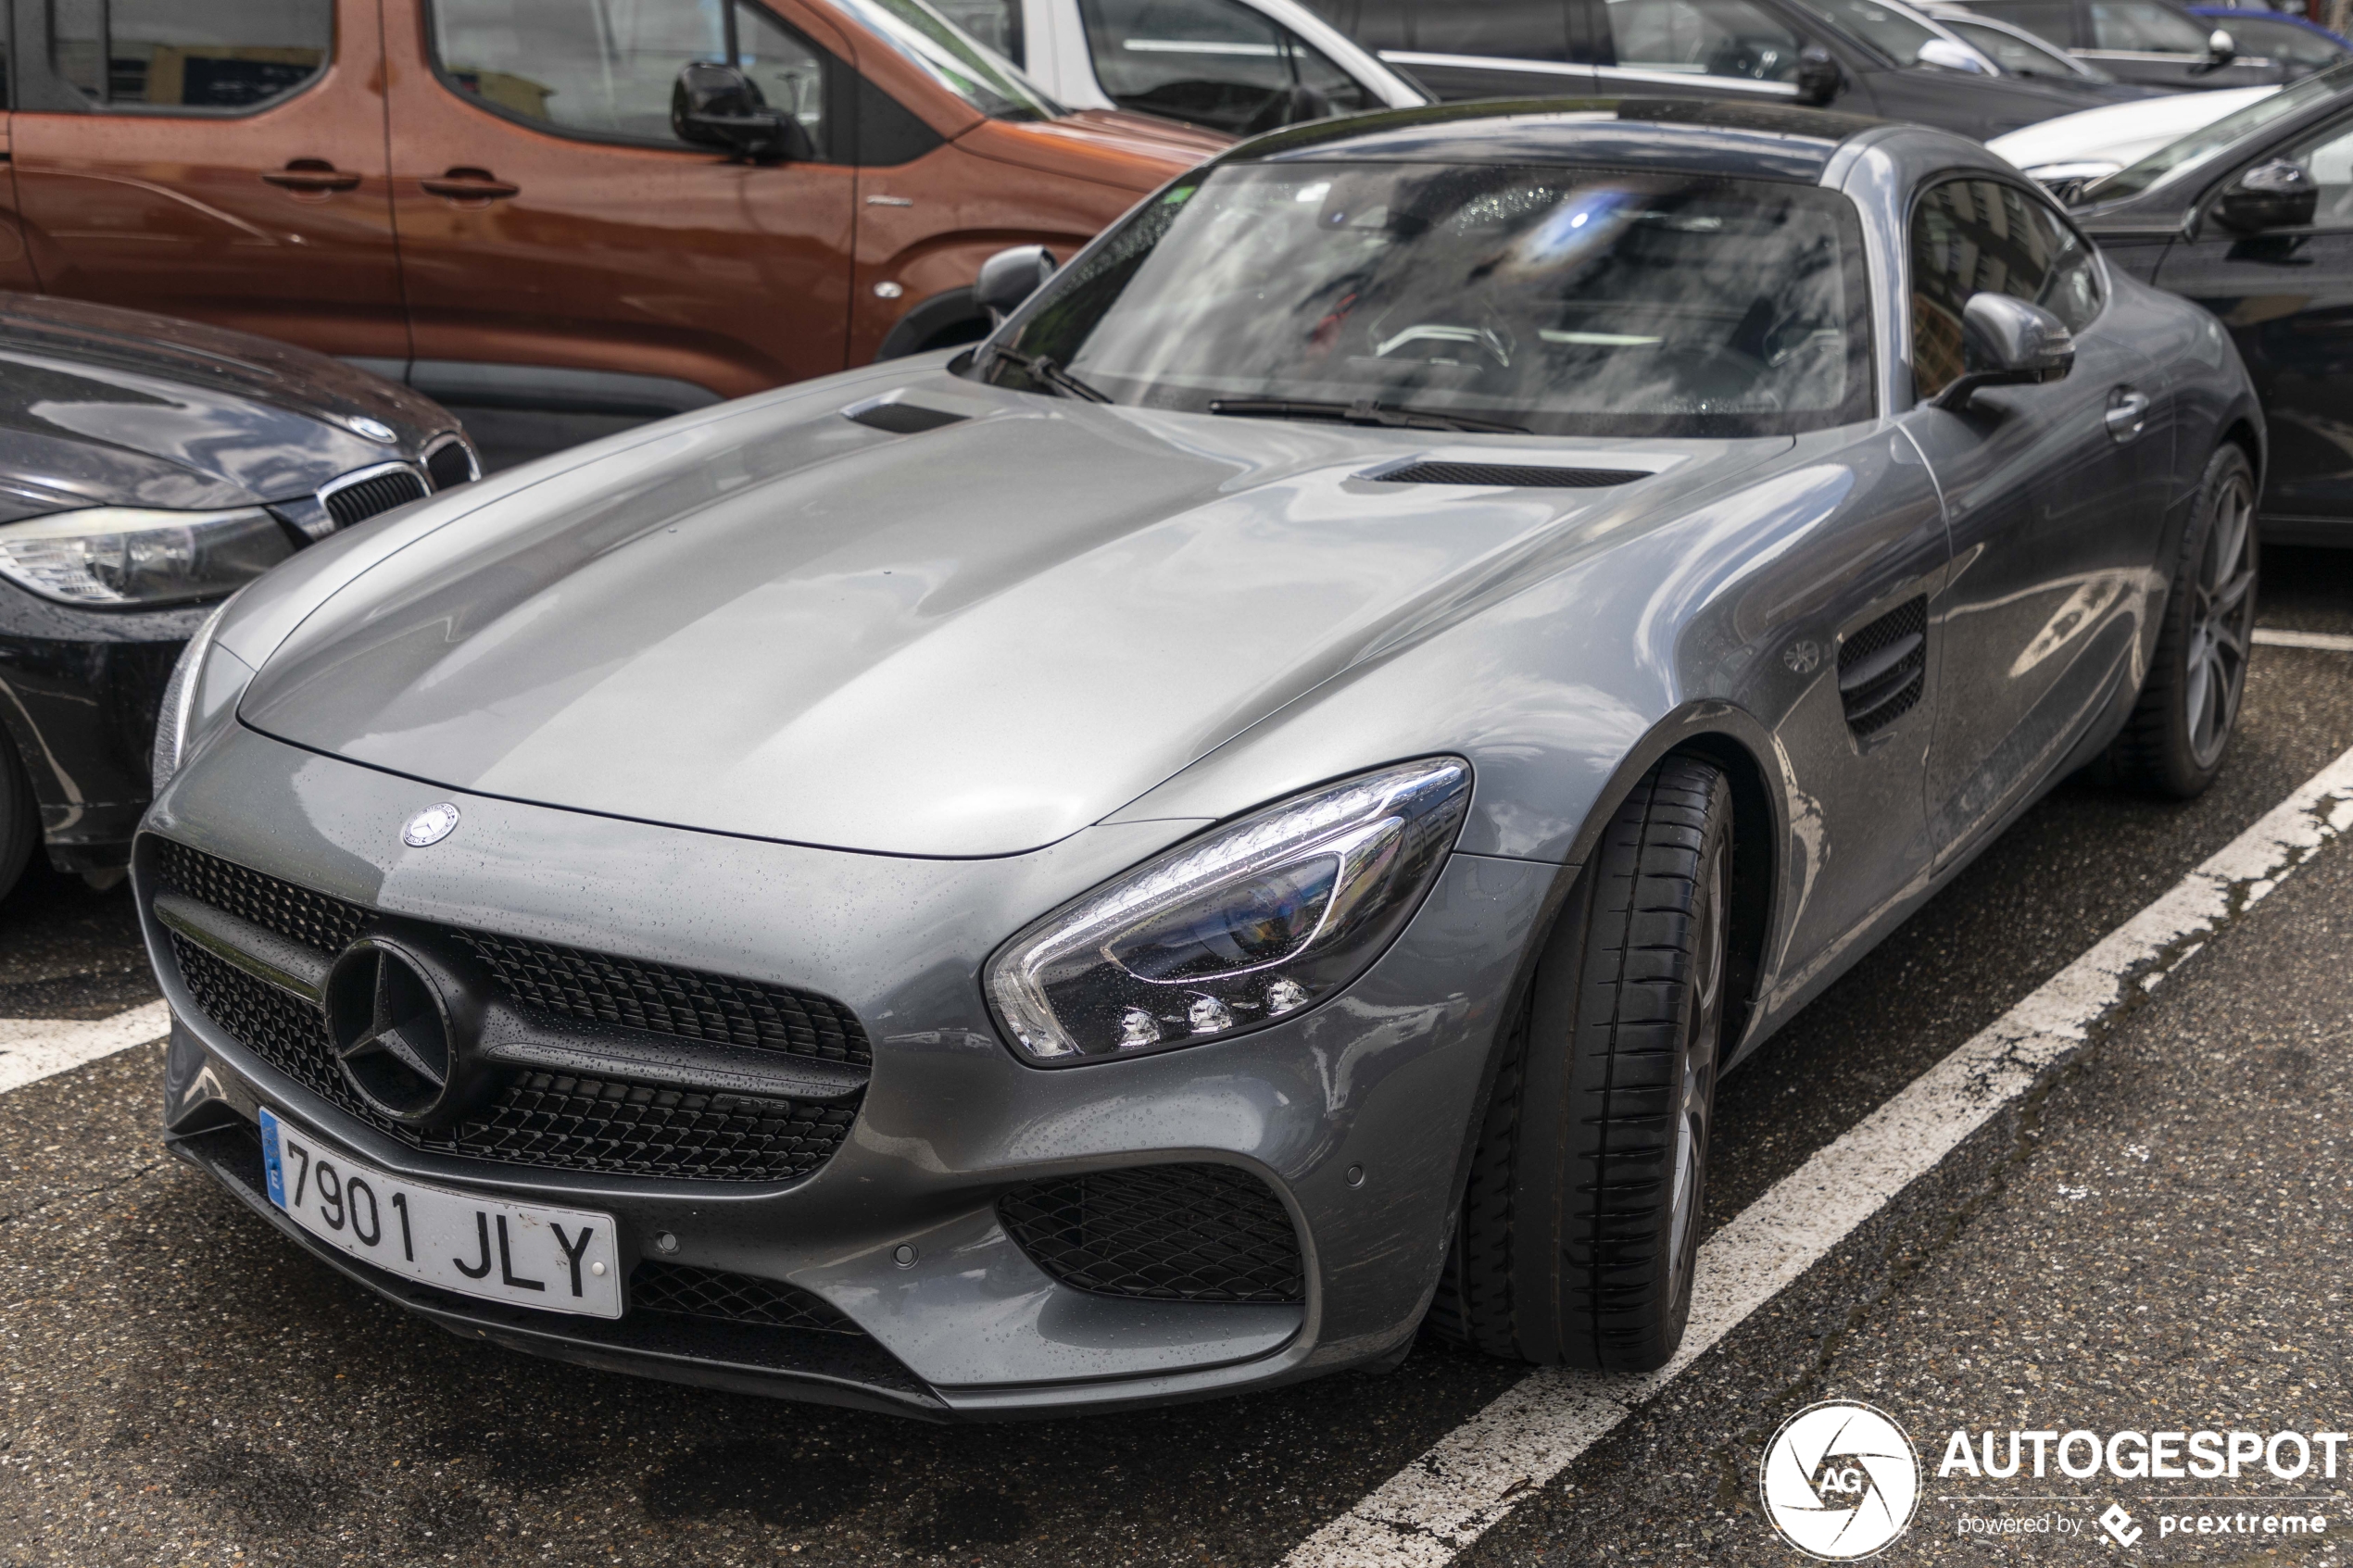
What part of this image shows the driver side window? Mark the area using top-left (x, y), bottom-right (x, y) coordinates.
top-left (431, 0), bottom-right (830, 156)
top-left (1599, 0), bottom-right (1806, 85)
top-left (1910, 176), bottom-right (2101, 401)
top-left (1076, 0), bottom-right (1375, 133)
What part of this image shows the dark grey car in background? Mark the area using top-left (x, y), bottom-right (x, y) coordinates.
top-left (139, 101), bottom-right (2260, 1418)
top-left (0, 294), bottom-right (477, 903)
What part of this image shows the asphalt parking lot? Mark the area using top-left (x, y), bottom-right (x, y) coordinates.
top-left (6, 546), bottom-right (2353, 1568)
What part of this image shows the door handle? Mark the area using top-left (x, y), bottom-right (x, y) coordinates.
top-left (262, 160), bottom-right (360, 193)
top-left (2105, 388), bottom-right (2151, 443)
top-left (421, 169), bottom-right (520, 202)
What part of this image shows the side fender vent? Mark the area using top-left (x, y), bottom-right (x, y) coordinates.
top-left (1838, 596), bottom-right (1928, 737)
top-left (844, 401), bottom-right (967, 435)
top-left (1374, 460), bottom-right (1648, 488)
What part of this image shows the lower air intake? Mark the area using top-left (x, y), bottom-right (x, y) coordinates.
top-left (1376, 461), bottom-right (1647, 488)
top-left (630, 1262), bottom-right (864, 1335)
top-left (998, 1163), bottom-right (1304, 1305)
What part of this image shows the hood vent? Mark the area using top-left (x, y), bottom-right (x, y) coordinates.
top-left (1375, 460), bottom-right (1648, 488)
top-left (844, 401), bottom-right (968, 435)
top-left (1838, 596), bottom-right (1927, 737)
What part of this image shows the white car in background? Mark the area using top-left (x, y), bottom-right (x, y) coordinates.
top-left (933, 0), bottom-right (1426, 133)
top-left (1988, 82), bottom-right (2280, 187)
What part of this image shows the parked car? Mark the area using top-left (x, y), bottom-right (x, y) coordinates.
top-left (1946, 0), bottom-right (2286, 86)
top-left (2189, 5), bottom-right (2353, 74)
top-left (1922, 1), bottom-right (2161, 95)
top-left (0, 0), bottom-right (1225, 469)
top-left (1301, 0), bottom-right (2156, 138)
top-left (2070, 59), bottom-right (2353, 543)
top-left (1990, 82), bottom-right (2279, 185)
top-left (930, 0), bottom-right (1427, 132)
top-left (0, 293), bottom-right (476, 905)
top-left (143, 98), bottom-right (2259, 1411)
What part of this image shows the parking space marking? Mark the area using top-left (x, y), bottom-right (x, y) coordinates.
top-left (2254, 628), bottom-right (2353, 653)
top-left (0, 1000), bottom-right (170, 1097)
top-left (1282, 745), bottom-right (2353, 1568)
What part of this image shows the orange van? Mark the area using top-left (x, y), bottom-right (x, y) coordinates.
top-left (0, 0), bottom-right (1226, 460)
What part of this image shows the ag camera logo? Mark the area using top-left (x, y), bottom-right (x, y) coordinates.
top-left (1762, 1400), bottom-right (1922, 1560)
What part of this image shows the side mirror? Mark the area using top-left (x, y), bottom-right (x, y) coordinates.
top-left (2192, 27), bottom-right (2236, 73)
top-left (672, 63), bottom-right (804, 162)
top-left (2217, 157), bottom-right (2317, 232)
top-left (975, 245), bottom-right (1059, 321)
top-left (1916, 37), bottom-right (1993, 74)
top-left (1931, 294), bottom-right (2074, 411)
top-left (1794, 46), bottom-right (1843, 106)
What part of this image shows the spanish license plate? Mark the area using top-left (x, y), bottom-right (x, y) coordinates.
top-left (258, 1107), bottom-right (623, 1318)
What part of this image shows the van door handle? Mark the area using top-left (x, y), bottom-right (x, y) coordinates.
top-left (420, 169), bottom-right (521, 202)
top-left (2105, 388), bottom-right (2151, 443)
top-left (262, 160), bottom-right (360, 193)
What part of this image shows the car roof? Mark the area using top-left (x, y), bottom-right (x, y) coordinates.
top-left (1227, 98), bottom-right (1896, 183)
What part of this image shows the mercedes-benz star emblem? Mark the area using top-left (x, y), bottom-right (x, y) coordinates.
top-left (348, 416), bottom-right (398, 444)
top-left (324, 939), bottom-right (457, 1123)
top-left (403, 802), bottom-right (461, 847)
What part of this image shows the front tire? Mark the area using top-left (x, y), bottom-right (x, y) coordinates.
top-left (2103, 444), bottom-right (2257, 798)
top-left (1429, 756), bottom-right (1732, 1373)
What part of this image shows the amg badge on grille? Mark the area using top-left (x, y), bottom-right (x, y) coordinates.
top-left (402, 802), bottom-right (461, 847)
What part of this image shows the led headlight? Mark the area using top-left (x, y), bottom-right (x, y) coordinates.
top-left (0, 506), bottom-right (295, 607)
top-left (987, 758), bottom-right (1471, 1065)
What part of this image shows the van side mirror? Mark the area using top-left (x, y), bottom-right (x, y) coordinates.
top-left (1795, 46), bottom-right (1843, 105)
top-left (672, 63), bottom-right (805, 162)
top-left (1931, 294), bottom-right (2075, 411)
top-left (2217, 158), bottom-right (2317, 232)
top-left (975, 245), bottom-right (1059, 321)
top-left (2192, 27), bottom-right (2236, 74)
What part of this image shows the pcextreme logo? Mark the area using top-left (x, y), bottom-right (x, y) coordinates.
top-left (1761, 1400), bottom-right (1923, 1560)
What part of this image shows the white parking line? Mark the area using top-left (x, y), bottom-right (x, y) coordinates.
top-left (1283, 745), bottom-right (2353, 1568)
top-left (0, 1001), bottom-right (171, 1098)
top-left (2253, 628), bottom-right (2353, 653)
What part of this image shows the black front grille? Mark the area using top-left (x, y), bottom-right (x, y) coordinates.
top-left (155, 839), bottom-right (371, 953)
top-left (322, 467), bottom-right (429, 528)
top-left (1838, 596), bottom-right (1929, 737)
top-left (631, 1261), bottom-right (862, 1334)
top-left (998, 1164), bottom-right (1304, 1305)
top-left (423, 439), bottom-right (477, 490)
top-left (172, 939), bottom-right (858, 1182)
top-left (456, 931), bottom-right (870, 1067)
top-left (1376, 461), bottom-right (1647, 488)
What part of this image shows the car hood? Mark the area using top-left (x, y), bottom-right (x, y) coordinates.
top-left (236, 370), bottom-right (1793, 858)
top-left (1986, 84), bottom-right (2278, 169)
top-left (0, 291), bottom-right (456, 523)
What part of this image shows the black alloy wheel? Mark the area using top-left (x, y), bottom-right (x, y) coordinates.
top-left (1428, 755), bottom-right (1734, 1373)
top-left (2104, 444), bottom-right (2258, 797)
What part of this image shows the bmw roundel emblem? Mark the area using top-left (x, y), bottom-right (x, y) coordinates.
top-left (348, 416), bottom-right (398, 444)
top-left (402, 802), bottom-right (461, 847)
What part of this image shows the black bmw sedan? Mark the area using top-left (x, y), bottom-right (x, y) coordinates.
top-left (2070, 60), bottom-right (2353, 544)
top-left (0, 294), bottom-right (478, 902)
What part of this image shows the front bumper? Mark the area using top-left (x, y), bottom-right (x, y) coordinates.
top-left (141, 724), bottom-right (1553, 1418)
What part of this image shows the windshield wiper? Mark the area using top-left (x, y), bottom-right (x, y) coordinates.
top-left (986, 345), bottom-right (1112, 404)
top-left (1206, 397), bottom-right (1529, 435)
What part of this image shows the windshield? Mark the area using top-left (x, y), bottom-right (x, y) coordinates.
top-left (2082, 66), bottom-right (2346, 200)
top-left (978, 160), bottom-right (1875, 438)
top-left (1786, 0), bottom-right (1947, 65)
top-left (830, 0), bottom-right (1063, 119)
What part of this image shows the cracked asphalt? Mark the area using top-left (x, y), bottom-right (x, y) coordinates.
top-left (4, 546), bottom-right (2352, 1568)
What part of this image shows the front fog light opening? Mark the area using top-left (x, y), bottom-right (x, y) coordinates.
top-left (986, 756), bottom-right (1471, 1065)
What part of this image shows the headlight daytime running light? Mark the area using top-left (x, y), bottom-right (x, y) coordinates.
top-left (151, 595), bottom-right (240, 796)
top-left (0, 505), bottom-right (295, 607)
top-left (987, 757), bottom-right (1472, 1065)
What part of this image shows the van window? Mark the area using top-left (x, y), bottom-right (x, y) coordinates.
top-left (1077, 0), bottom-right (1376, 133)
top-left (51, 0), bottom-right (332, 110)
top-left (931, 0), bottom-right (1026, 63)
top-left (1910, 176), bottom-right (2101, 400)
top-left (2086, 0), bottom-right (2208, 53)
top-left (1962, 1), bottom-right (2075, 47)
top-left (1411, 0), bottom-right (1570, 60)
top-left (1600, 0), bottom-right (1806, 83)
top-left (432, 0), bottom-right (829, 155)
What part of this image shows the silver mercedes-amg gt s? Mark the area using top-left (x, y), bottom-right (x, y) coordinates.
top-left (139, 100), bottom-right (2262, 1419)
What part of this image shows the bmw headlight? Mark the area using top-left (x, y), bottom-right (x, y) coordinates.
top-left (0, 506), bottom-right (295, 607)
top-left (987, 758), bottom-right (1471, 1065)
